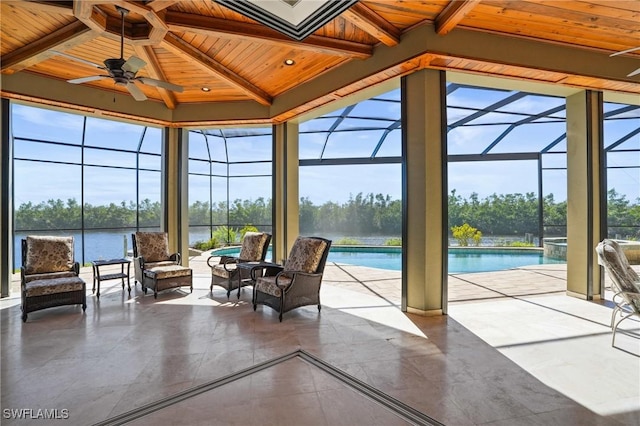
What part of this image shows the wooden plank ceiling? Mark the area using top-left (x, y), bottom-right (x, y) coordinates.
top-left (1, 0), bottom-right (639, 121)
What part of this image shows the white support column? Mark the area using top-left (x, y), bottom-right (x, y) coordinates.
top-left (566, 90), bottom-right (604, 299)
top-left (402, 70), bottom-right (448, 315)
top-left (272, 122), bottom-right (299, 263)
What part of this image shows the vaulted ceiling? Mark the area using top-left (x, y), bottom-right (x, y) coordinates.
top-left (1, 0), bottom-right (639, 126)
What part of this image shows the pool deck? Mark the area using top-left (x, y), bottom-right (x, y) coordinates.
top-left (4, 252), bottom-right (639, 424)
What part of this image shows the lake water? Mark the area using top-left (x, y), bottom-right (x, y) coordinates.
top-left (12, 230), bottom-right (557, 273)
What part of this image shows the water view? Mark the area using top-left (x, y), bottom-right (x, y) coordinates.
top-left (13, 231), bottom-right (564, 273)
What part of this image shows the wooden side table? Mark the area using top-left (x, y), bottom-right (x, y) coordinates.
top-left (91, 258), bottom-right (131, 298)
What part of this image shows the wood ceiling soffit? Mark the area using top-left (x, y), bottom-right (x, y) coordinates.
top-left (164, 11), bottom-right (372, 58)
top-left (435, 0), bottom-right (481, 35)
top-left (146, 0), bottom-right (181, 12)
top-left (340, 2), bottom-right (401, 46)
top-left (1, 21), bottom-right (94, 73)
top-left (13, 0), bottom-right (74, 16)
top-left (161, 32), bottom-right (272, 105)
top-left (132, 45), bottom-right (177, 109)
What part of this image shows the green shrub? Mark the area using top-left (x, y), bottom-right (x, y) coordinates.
top-left (212, 226), bottom-right (237, 245)
top-left (240, 225), bottom-right (259, 239)
top-left (507, 241), bottom-right (535, 247)
top-left (335, 237), bottom-right (361, 245)
top-left (193, 237), bottom-right (220, 251)
top-left (451, 223), bottom-right (482, 246)
top-left (384, 237), bottom-right (402, 246)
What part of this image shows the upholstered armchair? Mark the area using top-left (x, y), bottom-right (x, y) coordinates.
top-left (207, 232), bottom-right (271, 299)
top-left (132, 232), bottom-right (192, 299)
top-left (20, 236), bottom-right (86, 322)
top-left (596, 239), bottom-right (640, 346)
top-left (252, 236), bottom-right (331, 321)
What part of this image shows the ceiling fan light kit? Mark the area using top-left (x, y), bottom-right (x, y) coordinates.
top-left (60, 6), bottom-right (184, 101)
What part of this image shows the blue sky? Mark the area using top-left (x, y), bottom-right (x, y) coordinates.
top-left (10, 87), bottom-right (640, 207)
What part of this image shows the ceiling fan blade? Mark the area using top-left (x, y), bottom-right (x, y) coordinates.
top-left (52, 51), bottom-right (105, 69)
top-left (67, 75), bottom-right (109, 84)
top-left (610, 46), bottom-right (640, 57)
top-left (122, 56), bottom-right (146, 73)
top-left (126, 82), bottom-right (147, 101)
top-left (627, 67), bottom-right (640, 77)
top-left (136, 77), bottom-right (184, 93)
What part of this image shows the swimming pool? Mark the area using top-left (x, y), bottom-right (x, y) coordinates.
top-left (211, 246), bottom-right (565, 273)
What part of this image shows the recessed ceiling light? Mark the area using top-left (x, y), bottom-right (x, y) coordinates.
top-left (284, 59), bottom-right (295, 66)
top-left (201, 87), bottom-right (211, 92)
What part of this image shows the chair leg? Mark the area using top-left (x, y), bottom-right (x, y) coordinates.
top-left (612, 311), bottom-right (635, 347)
top-left (279, 311), bottom-right (283, 322)
top-left (22, 312), bottom-right (27, 322)
top-left (318, 304), bottom-right (321, 312)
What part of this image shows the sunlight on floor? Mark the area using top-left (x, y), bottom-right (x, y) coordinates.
top-left (449, 293), bottom-right (640, 417)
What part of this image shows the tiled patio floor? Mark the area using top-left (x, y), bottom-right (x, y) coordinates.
top-left (2, 253), bottom-right (639, 425)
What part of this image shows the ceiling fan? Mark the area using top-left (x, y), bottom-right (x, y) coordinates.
top-left (56, 6), bottom-right (183, 101)
top-left (610, 46), bottom-right (640, 77)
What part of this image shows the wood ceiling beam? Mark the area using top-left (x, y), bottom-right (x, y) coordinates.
top-left (133, 45), bottom-right (177, 110)
top-left (341, 2), bottom-right (401, 47)
top-left (1, 21), bottom-right (94, 74)
top-left (146, 0), bottom-right (181, 12)
top-left (164, 11), bottom-right (372, 59)
top-left (13, 0), bottom-right (74, 16)
top-left (161, 33), bottom-right (272, 106)
top-left (435, 0), bottom-right (481, 35)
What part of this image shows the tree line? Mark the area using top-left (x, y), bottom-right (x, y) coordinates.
top-left (14, 189), bottom-right (640, 238)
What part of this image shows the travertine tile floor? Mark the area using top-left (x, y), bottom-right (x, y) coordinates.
top-left (1, 254), bottom-right (638, 425)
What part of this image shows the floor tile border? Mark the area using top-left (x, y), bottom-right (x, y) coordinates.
top-left (93, 349), bottom-right (443, 426)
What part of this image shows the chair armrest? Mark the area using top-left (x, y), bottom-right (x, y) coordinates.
top-left (278, 270), bottom-right (321, 282)
top-left (278, 270), bottom-right (324, 295)
top-left (207, 256), bottom-right (215, 268)
top-left (137, 256), bottom-right (146, 270)
top-left (206, 255), bottom-right (236, 268)
top-left (20, 266), bottom-right (26, 289)
top-left (170, 253), bottom-right (181, 264)
top-left (222, 257), bottom-right (240, 272)
top-left (73, 262), bottom-right (80, 275)
top-left (250, 262), bottom-right (283, 281)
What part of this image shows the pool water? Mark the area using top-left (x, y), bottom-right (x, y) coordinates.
top-left (211, 246), bottom-right (565, 274)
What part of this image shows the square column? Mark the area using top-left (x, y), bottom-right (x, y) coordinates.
top-left (566, 91), bottom-right (604, 299)
top-left (402, 70), bottom-right (448, 315)
top-left (1, 98), bottom-right (12, 297)
top-left (163, 127), bottom-right (190, 265)
top-left (272, 122), bottom-right (299, 263)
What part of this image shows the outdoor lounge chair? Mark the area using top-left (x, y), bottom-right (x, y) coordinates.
top-left (20, 236), bottom-right (87, 322)
top-left (595, 239), bottom-right (640, 346)
top-left (132, 232), bottom-right (192, 299)
top-left (207, 231), bottom-right (271, 299)
top-left (252, 236), bottom-right (331, 322)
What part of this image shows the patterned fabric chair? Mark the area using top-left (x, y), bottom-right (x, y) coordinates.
top-left (132, 232), bottom-right (192, 299)
top-left (20, 236), bottom-right (86, 322)
top-left (207, 232), bottom-right (271, 299)
top-left (252, 236), bottom-right (331, 322)
top-left (596, 239), bottom-right (640, 346)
